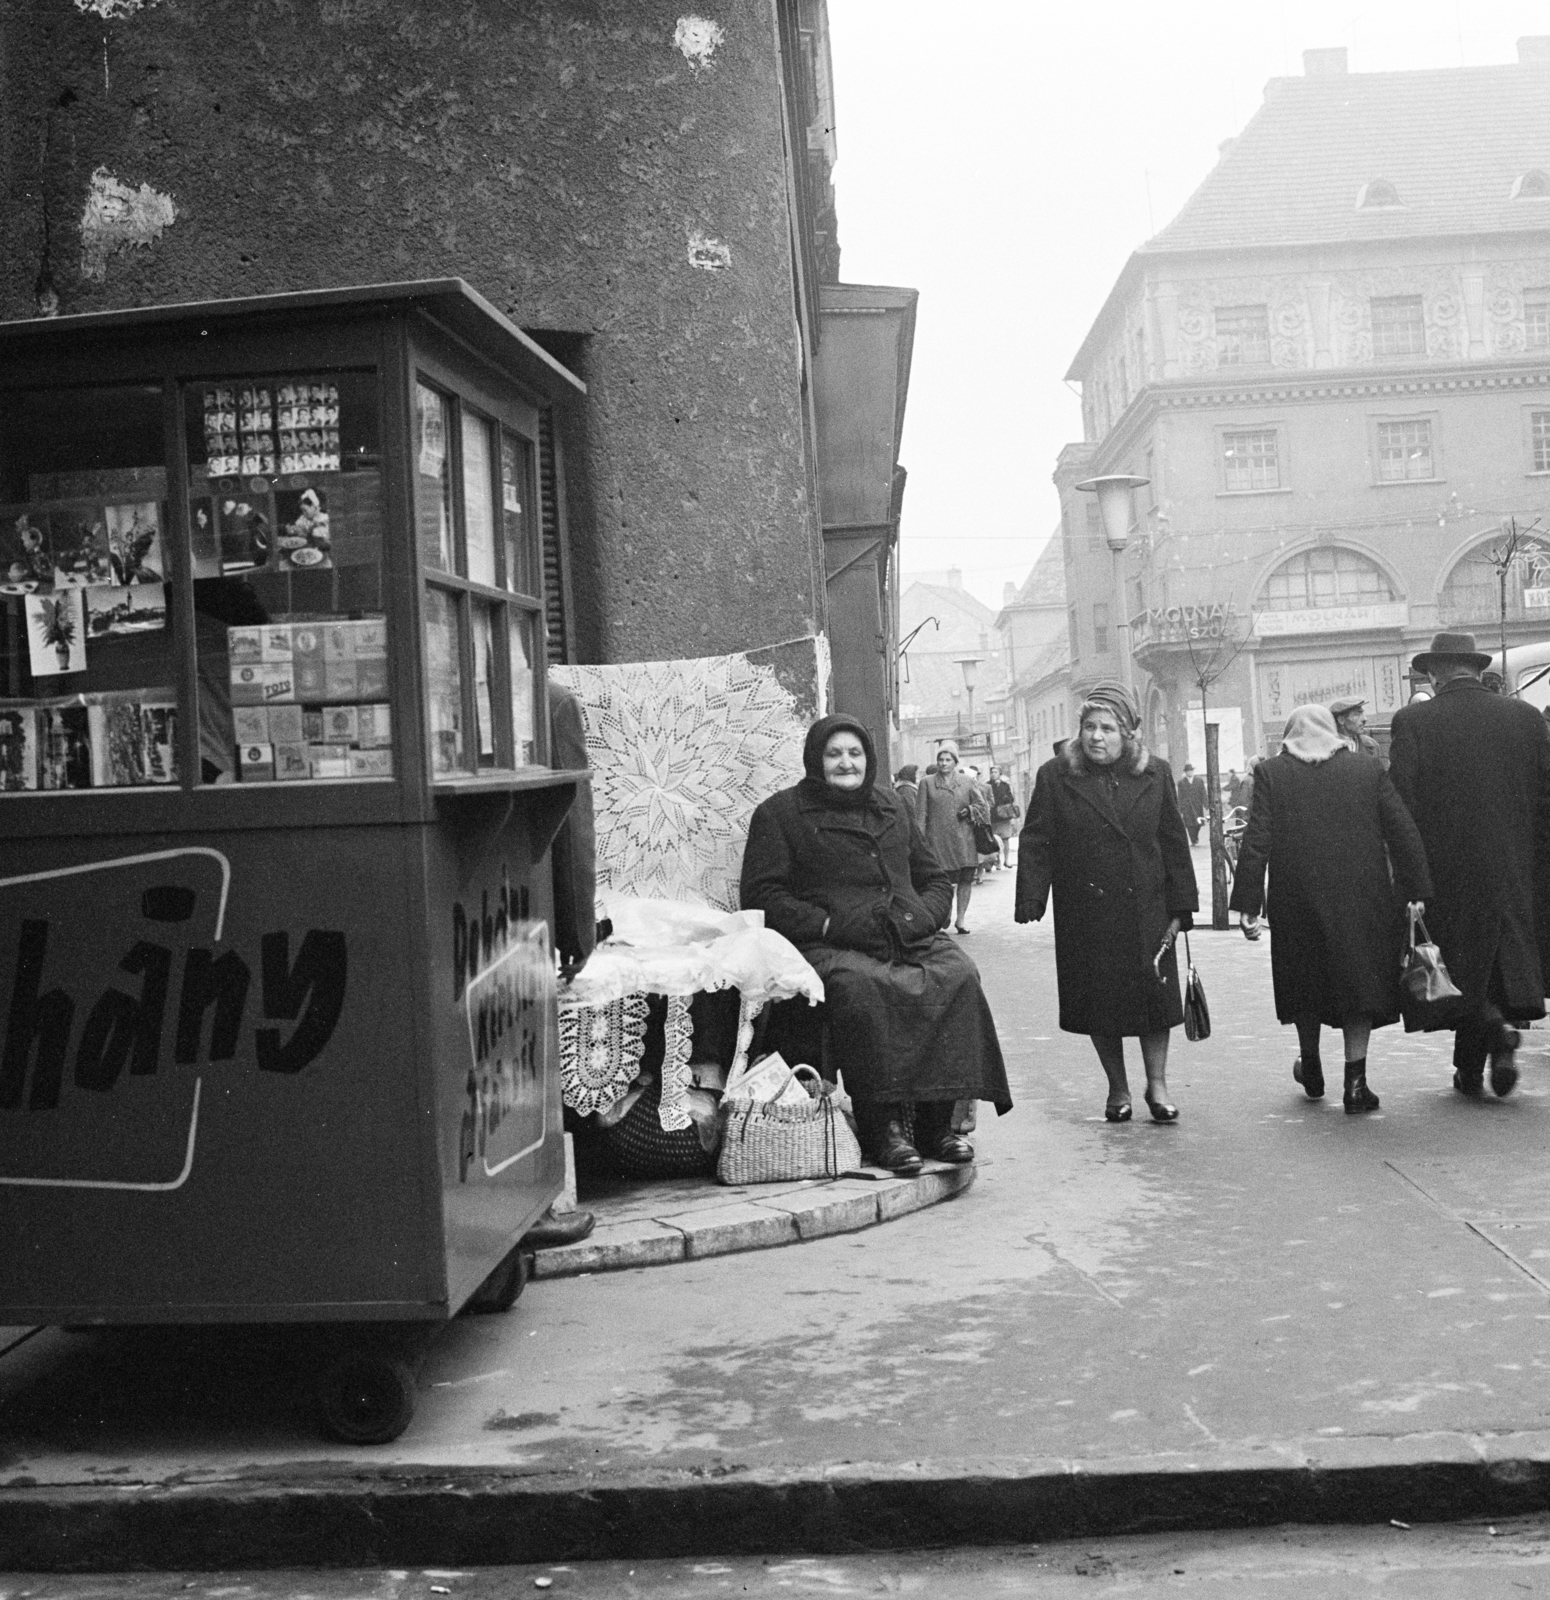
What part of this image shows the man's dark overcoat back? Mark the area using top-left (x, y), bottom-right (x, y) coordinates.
top-left (1388, 679), bottom-right (1550, 1019)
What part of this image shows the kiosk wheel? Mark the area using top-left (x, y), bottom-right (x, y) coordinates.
top-left (316, 1350), bottom-right (418, 1444)
top-left (464, 1246), bottom-right (534, 1315)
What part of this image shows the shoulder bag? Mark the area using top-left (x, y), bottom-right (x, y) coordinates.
top-left (1400, 907), bottom-right (1467, 1032)
top-left (1181, 931), bottom-right (1210, 1041)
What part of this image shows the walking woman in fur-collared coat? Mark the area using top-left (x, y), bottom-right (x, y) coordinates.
top-left (1014, 683), bottom-right (1199, 1123)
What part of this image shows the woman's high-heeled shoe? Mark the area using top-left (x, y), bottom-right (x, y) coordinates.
top-left (1144, 1093), bottom-right (1179, 1123)
top-left (1104, 1101), bottom-right (1132, 1122)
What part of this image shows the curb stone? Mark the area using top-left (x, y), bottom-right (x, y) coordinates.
top-left (5, 1437), bottom-right (1550, 1570)
top-left (530, 1164), bottom-right (975, 1278)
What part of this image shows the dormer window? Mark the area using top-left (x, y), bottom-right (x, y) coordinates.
top-left (1513, 170), bottom-right (1550, 199)
top-left (1356, 178), bottom-right (1403, 209)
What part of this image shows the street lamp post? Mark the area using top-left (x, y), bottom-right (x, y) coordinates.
top-left (1075, 473), bottom-right (1150, 695)
top-left (956, 656), bottom-right (982, 747)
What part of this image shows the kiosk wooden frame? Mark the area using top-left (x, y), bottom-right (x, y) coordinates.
top-left (0, 283), bottom-right (587, 1443)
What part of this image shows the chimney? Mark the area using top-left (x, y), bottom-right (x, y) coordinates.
top-left (1303, 47), bottom-right (1348, 76)
top-left (1002, 582), bottom-right (1016, 607)
top-left (946, 567), bottom-right (963, 590)
top-left (1520, 36), bottom-right (1550, 63)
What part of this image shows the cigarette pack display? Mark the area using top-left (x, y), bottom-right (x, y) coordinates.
top-left (354, 655), bottom-right (388, 698)
top-left (230, 662), bottom-right (265, 705)
top-left (324, 621), bottom-right (357, 662)
top-left (0, 706), bottom-right (37, 790)
top-left (310, 747), bottom-right (352, 780)
top-left (228, 625), bottom-right (264, 665)
top-left (274, 743), bottom-right (311, 781)
top-left (357, 703), bottom-right (392, 748)
top-left (261, 661), bottom-right (296, 704)
top-left (323, 704), bottom-right (359, 744)
top-left (291, 625), bottom-right (327, 698)
top-left (36, 702), bottom-right (92, 790)
top-left (233, 705), bottom-right (270, 745)
top-left (239, 743), bottom-right (275, 782)
top-left (323, 659), bottom-right (358, 701)
top-left (302, 709), bottom-right (325, 743)
top-left (266, 703), bottom-right (304, 744)
top-left (349, 748), bottom-right (393, 779)
top-left (261, 623), bottom-right (294, 661)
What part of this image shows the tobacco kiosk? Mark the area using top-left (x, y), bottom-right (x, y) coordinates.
top-left (0, 283), bottom-right (586, 1442)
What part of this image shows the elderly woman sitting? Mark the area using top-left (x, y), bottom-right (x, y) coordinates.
top-left (740, 714), bottom-right (1012, 1174)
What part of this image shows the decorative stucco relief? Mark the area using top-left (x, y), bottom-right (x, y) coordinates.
top-left (1170, 276), bottom-right (1310, 374)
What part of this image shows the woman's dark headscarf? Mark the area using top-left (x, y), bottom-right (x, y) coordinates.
top-left (799, 713), bottom-right (878, 810)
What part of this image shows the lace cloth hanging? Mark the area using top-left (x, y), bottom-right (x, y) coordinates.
top-left (551, 640), bottom-right (829, 1128)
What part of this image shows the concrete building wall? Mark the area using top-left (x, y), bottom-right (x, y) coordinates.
top-left (0, 0), bottom-right (822, 665)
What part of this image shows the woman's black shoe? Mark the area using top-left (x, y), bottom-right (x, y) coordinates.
top-left (912, 1100), bottom-right (974, 1162)
top-left (857, 1102), bottom-right (924, 1175)
top-left (1490, 1029), bottom-right (1522, 1098)
top-left (1343, 1061), bottom-right (1379, 1113)
top-left (1104, 1101), bottom-right (1133, 1122)
top-left (1292, 1056), bottom-right (1325, 1099)
top-left (1143, 1093), bottom-right (1178, 1123)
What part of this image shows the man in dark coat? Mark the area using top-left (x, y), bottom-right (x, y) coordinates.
top-left (1177, 762), bottom-right (1207, 844)
top-left (1389, 631), bottom-right (1550, 1096)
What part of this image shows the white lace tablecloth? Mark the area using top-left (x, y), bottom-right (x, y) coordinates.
top-left (557, 895), bottom-right (824, 1129)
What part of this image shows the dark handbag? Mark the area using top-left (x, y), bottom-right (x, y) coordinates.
top-left (993, 801), bottom-right (1020, 821)
top-left (972, 820), bottom-right (998, 855)
top-left (1181, 931), bottom-right (1210, 1041)
top-left (1400, 907), bottom-right (1468, 1033)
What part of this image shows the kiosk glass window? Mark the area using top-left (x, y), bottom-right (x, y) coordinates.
top-left (417, 376), bottom-right (546, 776)
top-left (0, 383), bottom-right (180, 792)
top-left (181, 370), bottom-right (393, 785)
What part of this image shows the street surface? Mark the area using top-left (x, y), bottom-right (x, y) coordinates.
top-left (6, 849), bottom-right (1550, 1560)
top-left (9, 1516), bottom-right (1550, 1595)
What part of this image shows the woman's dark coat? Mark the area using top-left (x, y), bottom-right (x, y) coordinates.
top-left (1227, 749), bottom-right (1433, 1027)
top-left (1389, 677), bottom-right (1550, 1021)
top-left (740, 750), bottom-right (1011, 1110)
top-left (914, 767), bottom-right (980, 871)
top-left (1015, 747), bottom-right (1199, 1036)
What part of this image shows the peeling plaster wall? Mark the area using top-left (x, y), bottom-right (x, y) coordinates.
top-left (0, 0), bottom-right (820, 664)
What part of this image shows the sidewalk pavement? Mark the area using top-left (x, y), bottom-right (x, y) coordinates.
top-left (8, 864), bottom-right (1550, 1569)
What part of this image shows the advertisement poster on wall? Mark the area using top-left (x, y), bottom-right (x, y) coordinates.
top-left (1185, 705), bottom-right (1244, 774)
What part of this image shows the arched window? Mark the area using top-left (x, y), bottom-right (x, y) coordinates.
top-left (1439, 536), bottom-right (1550, 625)
top-left (1260, 548), bottom-right (1396, 612)
top-left (1357, 178), bottom-right (1403, 209)
top-left (1513, 170), bottom-right (1550, 199)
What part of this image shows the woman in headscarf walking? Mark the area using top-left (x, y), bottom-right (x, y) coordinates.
top-left (1228, 703), bottom-right (1432, 1113)
top-left (740, 715), bottom-right (1012, 1172)
top-left (1015, 683), bottom-right (1199, 1122)
top-left (914, 740), bottom-right (982, 932)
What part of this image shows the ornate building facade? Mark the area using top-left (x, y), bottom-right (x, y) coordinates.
top-left (1061, 41), bottom-right (1550, 764)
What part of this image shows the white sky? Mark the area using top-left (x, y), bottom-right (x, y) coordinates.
top-left (828, 0), bottom-right (1550, 610)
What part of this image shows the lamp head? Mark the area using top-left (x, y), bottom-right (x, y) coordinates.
top-left (1075, 474), bottom-right (1150, 553)
top-left (955, 656), bottom-right (982, 691)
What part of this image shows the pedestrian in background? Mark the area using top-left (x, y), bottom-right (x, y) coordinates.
top-left (1015, 683), bottom-right (1199, 1123)
top-left (1389, 631), bottom-right (1550, 1097)
top-left (1330, 696), bottom-right (1383, 762)
top-left (988, 762), bottom-right (1019, 869)
top-left (1228, 704), bottom-right (1431, 1113)
top-left (915, 742), bottom-right (982, 932)
top-left (740, 715), bottom-right (1011, 1174)
top-left (1177, 762), bottom-right (1206, 845)
top-left (893, 762), bottom-right (919, 809)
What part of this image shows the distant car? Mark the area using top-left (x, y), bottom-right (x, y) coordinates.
top-left (1488, 640), bottom-right (1550, 709)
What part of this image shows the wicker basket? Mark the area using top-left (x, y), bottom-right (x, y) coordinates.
top-left (717, 1069), bottom-right (863, 1185)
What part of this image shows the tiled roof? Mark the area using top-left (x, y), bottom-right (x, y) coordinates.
top-left (1016, 634), bottom-right (1070, 692)
top-left (1148, 61), bottom-right (1550, 255)
top-left (900, 579), bottom-right (997, 625)
top-left (1013, 537), bottom-right (1066, 609)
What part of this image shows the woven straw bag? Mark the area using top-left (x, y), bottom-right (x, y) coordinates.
top-left (716, 1066), bottom-right (863, 1185)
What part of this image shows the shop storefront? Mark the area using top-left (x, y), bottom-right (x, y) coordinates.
top-left (0, 283), bottom-right (587, 1442)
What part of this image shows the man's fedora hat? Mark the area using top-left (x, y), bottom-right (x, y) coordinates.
top-left (1411, 630), bottom-right (1493, 674)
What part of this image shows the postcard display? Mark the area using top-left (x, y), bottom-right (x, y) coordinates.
top-left (192, 378), bottom-right (393, 785)
top-left (0, 469), bottom-right (176, 790)
top-left (0, 287), bottom-right (589, 1446)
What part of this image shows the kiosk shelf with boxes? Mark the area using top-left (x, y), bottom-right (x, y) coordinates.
top-left (0, 281), bottom-right (587, 1443)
